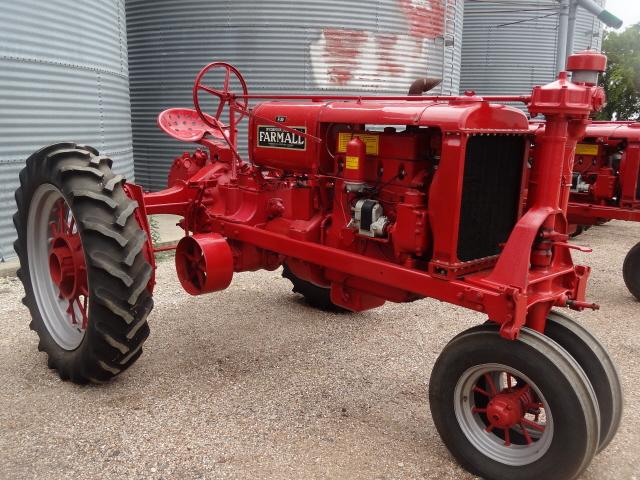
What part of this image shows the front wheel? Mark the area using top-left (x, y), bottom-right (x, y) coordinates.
top-left (622, 241), bottom-right (640, 301)
top-left (14, 143), bottom-right (154, 383)
top-left (429, 325), bottom-right (599, 480)
top-left (544, 310), bottom-right (623, 452)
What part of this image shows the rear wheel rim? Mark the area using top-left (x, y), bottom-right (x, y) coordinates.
top-left (454, 362), bottom-right (554, 466)
top-left (27, 184), bottom-right (88, 350)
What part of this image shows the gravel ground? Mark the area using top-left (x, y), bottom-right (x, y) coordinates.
top-left (0, 220), bottom-right (639, 480)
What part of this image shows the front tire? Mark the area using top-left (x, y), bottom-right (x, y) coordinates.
top-left (622, 241), bottom-right (640, 301)
top-left (14, 143), bottom-right (154, 383)
top-left (544, 310), bottom-right (623, 452)
top-left (429, 325), bottom-right (599, 480)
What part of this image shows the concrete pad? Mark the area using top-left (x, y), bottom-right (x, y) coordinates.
top-left (149, 214), bottom-right (183, 247)
top-left (0, 258), bottom-right (19, 278)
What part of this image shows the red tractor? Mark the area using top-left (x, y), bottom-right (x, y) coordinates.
top-left (14, 53), bottom-right (622, 479)
top-left (530, 119), bottom-right (640, 300)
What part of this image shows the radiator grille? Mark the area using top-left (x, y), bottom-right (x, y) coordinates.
top-left (457, 135), bottom-right (525, 262)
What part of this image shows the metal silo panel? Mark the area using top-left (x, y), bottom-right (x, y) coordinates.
top-left (460, 0), bottom-right (605, 100)
top-left (0, 0), bottom-right (134, 261)
top-left (573, 0), bottom-right (605, 53)
top-left (460, 0), bottom-right (560, 97)
top-left (127, 0), bottom-right (464, 191)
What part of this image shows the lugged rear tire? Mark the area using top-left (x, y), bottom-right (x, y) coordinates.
top-left (569, 225), bottom-right (584, 238)
top-left (622, 241), bottom-right (640, 301)
top-left (282, 262), bottom-right (346, 312)
top-left (14, 143), bottom-right (154, 383)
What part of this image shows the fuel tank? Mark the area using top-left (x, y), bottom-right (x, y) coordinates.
top-left (249, 102), bottom-right (324, 172)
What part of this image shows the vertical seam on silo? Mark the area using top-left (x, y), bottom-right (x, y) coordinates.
top-left (98, 72), bottom-right (105, 152)
top-left (486, 25), bottom-right (492, 84)
top-left (441, 0), bottom-right (448, 94)
top-left (553, 8), bottom-right (559, 80)
top-left (117, 0), bottom-right (124, 75)
top-left (304, 27), bottom-right (309, 90)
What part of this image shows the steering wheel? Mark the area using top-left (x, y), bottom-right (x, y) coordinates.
top-left (192, 62), bottom-right (248, 133)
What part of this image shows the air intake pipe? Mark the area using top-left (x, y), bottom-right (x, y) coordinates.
top-left (576, 0), bottom-right (622, 28)
top-left (408, 78), bottom-right (442, 96)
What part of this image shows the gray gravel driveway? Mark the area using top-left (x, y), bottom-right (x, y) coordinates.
top-left (1, 221), bottom-right (639, 479)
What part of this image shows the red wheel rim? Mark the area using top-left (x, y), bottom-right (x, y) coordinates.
top-left (472, 371), bottom-right (545, 446)
top-left (48, 197), bottom-right (89, 330)
top-left (454, 363), bottom-right (553, 465)
top-left (27, 184), bottom-right (89, 350)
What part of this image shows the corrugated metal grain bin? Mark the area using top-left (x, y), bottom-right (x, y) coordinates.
top-left (126, 0), bottom-right (465, 191)
top-left (0, 0), bottom-right (134, 261)
top-left (460, 0), bottom-right (604, 99)
top-left (572, 1), bottom-right (605, 53)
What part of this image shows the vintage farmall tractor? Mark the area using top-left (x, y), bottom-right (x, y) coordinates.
top-left (14, 52), bottom-right (622, 479)
top-left (530, 117), bottom-right (640, 300)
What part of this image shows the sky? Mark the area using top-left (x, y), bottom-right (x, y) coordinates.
top-left (605, 0), bottom-right (640, 29)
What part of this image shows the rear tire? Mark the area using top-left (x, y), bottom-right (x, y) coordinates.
top-left (569, 225), bottom-right (585, 238)
top-left (429, 324), bottom-right (599, 480)
top-left (622, 241), bottom-right (640, 301)
top-left (14, 143), bottom-right (154, 383)
top-left (544, 310), bottom-right (623, 452)
top-left (282, 263), bottom-right (346, 312)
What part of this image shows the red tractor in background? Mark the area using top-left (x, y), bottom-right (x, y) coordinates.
top-left (529, 119), bottom-right (640, 300)
top-left (13, 52), bottom-right (623, 479)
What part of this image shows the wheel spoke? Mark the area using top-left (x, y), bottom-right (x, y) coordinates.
top-left (183, 251), bottom-right (201, 264)
top-left (67, 299), bottom-right (77, 325)
top-left (521, 417), bottom-right (545, 432)
top-left (215, 99), bottom-right (225, 120)
top-left (506, 373), bottom-right (514, 389)
top-left (82, 296), bottom-right (88, 324)
top-left (63, 208), bottom-right (70, 234)
top-left (473, 386), bottom-right (491, 398)
top-left (60, 201), bottom-right (67, 230)
top-left (503, 428), bottom-right (511, 447)
top-left (196, 269), bottom-right (206, 287)
top-left (75, 296), bottom-right (88, 330)
top-left (484, 373), bottom-right (498, 396)
top-left (520, 422), bottom-right (534, 445)
top-left (54, 198), bottom-right (66, 234)
top-left (223, 67), bottom-right (230, 92)
top-left (199, 84), bottom-right (224, 97)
